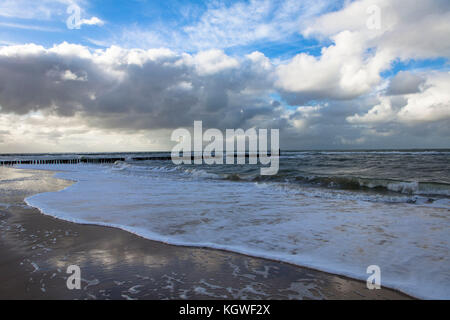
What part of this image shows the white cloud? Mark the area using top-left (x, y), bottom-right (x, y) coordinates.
top-left (347, 72), bottom-right (450, 124)
top-left (187, 49), bottom-right (240, 76)
top-left (118, 0), bottom-right (331, 51)
top-left (48, 41), bottom-right (92, 59)
top-left (61, 70), bottom-right (88, 81)
top-left (0, 22), bottom-right (62, 32)
top-left (346, 97), bottom-right (395, 124)
top-left (0, 0), bottom-right (81, 20)
top-left (276, 0), bottom-right (450, 103)
top-left (0, 0), bottom-right (104, 33)
top-left (45, 67), bottom-right (87, 82)
top-left (397, 72), bottom-right (450, 123)
top-left (78, 16), bottom-right (104, 27)
top-left (276, 30), bottom-right (391, 102)
top-left (303, 0), bottom-right (450, 60)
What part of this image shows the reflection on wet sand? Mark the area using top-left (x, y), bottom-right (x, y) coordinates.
top-left (0, 167), bottom-right (412, 299)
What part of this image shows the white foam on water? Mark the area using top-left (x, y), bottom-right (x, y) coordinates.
top-left (17, 164), bottom-right (450, 299)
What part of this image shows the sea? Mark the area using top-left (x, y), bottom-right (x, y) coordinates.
top-left (1, 150), bottom-right (449, 299)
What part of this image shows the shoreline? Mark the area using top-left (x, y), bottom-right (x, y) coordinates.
top-left (0, 166), bottom-right (413, 300)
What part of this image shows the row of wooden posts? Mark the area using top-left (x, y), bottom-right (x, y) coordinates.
top-left (0, 157), bottom-right (172, 166)
top-left (0, 153), bottom-right (277, 166)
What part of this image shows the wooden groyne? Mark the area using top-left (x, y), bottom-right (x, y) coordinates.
top-left (0, 152), bottom-right (278, 166)
top-left (0, 158), bottom-right (125, 166)
top-left (0, 157), bottom-right (163, 166)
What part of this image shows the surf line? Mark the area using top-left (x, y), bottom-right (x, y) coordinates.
top-left (171, 120), bottom-right (279, 175)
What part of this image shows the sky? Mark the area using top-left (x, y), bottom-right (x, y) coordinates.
top-left (0, 0), bottom-right (449, 152)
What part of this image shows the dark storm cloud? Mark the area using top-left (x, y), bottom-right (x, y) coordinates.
top-left (0, 45), bottom-right (280, 133)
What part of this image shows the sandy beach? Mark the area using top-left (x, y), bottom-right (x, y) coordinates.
top-left (0, 166), bottom-right (413, 300)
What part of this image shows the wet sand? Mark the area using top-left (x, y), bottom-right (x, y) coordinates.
top-left (0, 166), bottom-right (413, 300)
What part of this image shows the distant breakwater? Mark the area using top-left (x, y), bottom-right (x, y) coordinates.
top-left (0, 153), bottom-right (276, 166)
top-left (0, 156), bottom-right (170, 166)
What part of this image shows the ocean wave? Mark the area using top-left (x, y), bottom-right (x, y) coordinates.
top-left (183, 168), bottom-right (221, 179)
top-left (112, 163), bottom-right (450, 206)
top-left (217, 173), bottom-right (450, 197)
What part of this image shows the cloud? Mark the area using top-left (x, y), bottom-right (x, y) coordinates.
top-left (0, 39), bottom-right (448, 151)
top-left (0, 111), bottom-right (171, 153)
top-left (61, 69), bottom-right (87, 81)
top-left (0, 22), bottom-right (62, 32)
top-left (275, 0), bottom-right (450, 104)
top-left (78, 16), bottom-right (104, 27)
top-left (182, 0), bottom-right (330, 50)
top-left (0, 1), bottom-right (103, 31)
top-left (0, 0), bottom-right (70, 20)
top-left (186, 50), bottom-right (239, 76)
top-left (0, 0), bottom-right (75, 20)
top-left (117, 0), bottom-right (332, 51)
top-left (45, 67), bottom-right (88, 82)
top-left (303, 0), bottom-right (450, 59)
top-left (346, 96), bottom-right (395, 124)
top-left (276, 31), bottom-right (391, 104)
top-left (396, 72), bottom-right (450, 123)
top-left (386, 71), bottom-right (425, 95)
top-left (347, 72), bottom-right (450, 124)
top-left (0, 129), bottom-right (9, 143)
top-left (0, 43), bottom-right (277, 132)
